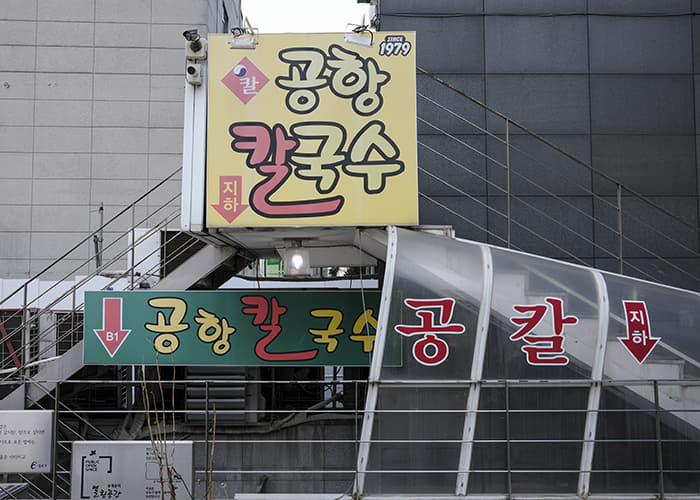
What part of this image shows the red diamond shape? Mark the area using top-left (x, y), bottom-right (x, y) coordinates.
top-left (221, 57), bottom-right (269, 104)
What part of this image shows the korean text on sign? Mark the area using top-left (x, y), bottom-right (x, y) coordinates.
top-left (509, 297), bottom-right (578, 366)
top-left (206, 32), bottom-right (418, 227)
top-left (394, 298), bottom-right (466, 366)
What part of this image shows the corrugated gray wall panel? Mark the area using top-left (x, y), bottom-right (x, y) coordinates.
top-left (486, 195), bottom-right (595, 259)
top-left (417, 74), bottom-right (485, 135)
top-left (589, 16), bottom-right (692, 74)
top-left (593, 196), bottom-right (699, 259)
top-left (485, 134), bottom-right (593, 196)
top-left (419, 195), bottom-right (490, 243)
top-left (418, 134), bottom-right (487, 196)
top-left (697, 137), bottom-right (700, 202)
top-left (484, 0), bottom-right (587, 14)
top-left (597, 257), bottom-right (700, 290)
top-left (485, 16), bottom-right (588, 73)
top-left (485, 75), bottom-right (590, 134)
top-left (590, 76), bottom-right (694, 135)
top-left (588, 0), bottom-right (691, 14)
top-left (592, 135), bottom-right (696, 195)
top-left (380, 16), bottom-right (484, 73)
top-left (381, 0), bottom-right (483, 14)
top-left (693, 16), bottom-right (700, 71)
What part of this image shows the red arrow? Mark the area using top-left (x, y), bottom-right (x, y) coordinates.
top-left (94, 298), bottom-right (131, 357)
top-left (212, 175), bottom-right (248, 223)
top-left (618, 300), bottom-right (658, 364)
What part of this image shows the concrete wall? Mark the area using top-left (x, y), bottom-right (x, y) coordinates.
top-left (381, 0), bottom-right (700, 289)
top-left (0, 0), bottom-right (209, 279)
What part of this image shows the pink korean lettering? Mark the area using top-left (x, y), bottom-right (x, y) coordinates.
top-left (619, 300), bottom-right (658, 364)
top-left (509, 297), bottom-right (578, 366)
top-left (394, 298), bottom-right (465, 366)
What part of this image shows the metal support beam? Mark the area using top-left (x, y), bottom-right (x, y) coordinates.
top-left (355, 226), bottom-right (398, 496)
top-left (578, 271), bottom-right (610, 497)
top-left (456, 245), bottom-right (493, 495)
top-left (181, 55), bottom-right (208, 233)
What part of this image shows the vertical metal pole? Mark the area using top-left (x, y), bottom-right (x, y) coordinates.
top-left (506, 119), bottom-right (511, 249)
top-left (205, 380), bottom-right (209, 489)
top-left (356, 226), bottom-right (398, 495)
top-left (22, 284), bottom-right (30, 373)
top-left (131, 366), bottom-right (136, 408)
top-left (654, 381), bottom-right (665, 500)
top-left (456, 246), bottom-right (494, 495)
top-left (578, 271), bottom-right (609, 497)
top-left (98, 202), bottom-right (103, 268)
top-left (354, 380), bottom-right (359, 479)
top-left (161, 227), bottom-right (167, 280)
top-left (131, 205), bottom-right (136, 289)
top-left (505, 380), bottom-right (512, 499)
top-left (71, 288), bottom-right (76, 350)
top-left (617, 184), bottom-right (623, 274)
top-left (51, 382), bottom-right (60, 500)
top-left (93, 202), bottom-right (104, 270)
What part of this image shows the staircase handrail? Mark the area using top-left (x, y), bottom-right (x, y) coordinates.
top-left (0, 206), bottom-right (205, 378)
top-left (0, 167), bottom-right (182, 310)
top-left (417, 134), bottom-right (699, 286)
top-left (417, 91), bottom-right (700, 263)
top-left (417, 66), bottom-right (700, 234)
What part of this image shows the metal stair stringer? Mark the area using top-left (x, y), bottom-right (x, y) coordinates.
top-left (156, 243), bottom-right (238, 290)
top-left (0, 341), bottom-right (83, 410)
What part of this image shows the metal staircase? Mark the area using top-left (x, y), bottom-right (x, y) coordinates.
top-left (0, 68), bottom-right (699, 498)
top-left (2, 67), bottom-right (697, 408)
top-left (416, 67), bottom-right (700, 292)
top-left (2, 66), bottom-right (699, 408)
top-left (0, 169), bottom-right (248, 411)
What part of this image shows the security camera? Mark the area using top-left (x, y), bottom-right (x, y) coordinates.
top-left (185, 63), bottom-right (202, 86)
top-left (183, 28), bottom-right (207, 61)
top-left (183, 28), bottom-right (200, 43)
top-left (183, 29), bottom-right (201, 52)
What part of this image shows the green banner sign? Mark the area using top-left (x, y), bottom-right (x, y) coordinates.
top-left (84, 290), bottom-right (398, 366)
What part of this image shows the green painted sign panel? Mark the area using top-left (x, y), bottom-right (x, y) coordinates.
top-left (84, 290), bottom-right (397, 366)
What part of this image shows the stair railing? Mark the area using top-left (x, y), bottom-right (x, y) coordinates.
top-left (0, 168), bottom-right (195, 380)
top-left (416, 67), bottom-right (700, 291)
top-left (4, 68), bottom-right (700, 390)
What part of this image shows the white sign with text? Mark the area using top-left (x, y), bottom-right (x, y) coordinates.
top-left (71, 441), bottom-right (193, 500)
top-left (0, 410), bottom-right (53, 473)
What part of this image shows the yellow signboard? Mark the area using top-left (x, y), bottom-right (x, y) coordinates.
top-left (206, 32), bottom-right (417, 227)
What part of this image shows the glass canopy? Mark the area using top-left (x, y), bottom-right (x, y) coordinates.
top-left (357, 226), bottom-right (700, 498)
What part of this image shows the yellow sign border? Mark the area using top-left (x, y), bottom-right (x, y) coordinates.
top-left (206, 32), bottom-right (418, 228)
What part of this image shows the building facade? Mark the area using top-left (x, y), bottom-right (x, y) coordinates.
top-left (1, 0), bottom-right (220, 280)
top-left (2, 2), bottom-right (700, 499)
top-left (381, 0), bottom-right (700, 290)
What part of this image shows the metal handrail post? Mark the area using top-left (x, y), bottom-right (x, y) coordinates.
top-left (162, 220), bottom-right (167, 280)
top-left (71, 287), bottom-right (76, 351)
top-left (22, 284), bottom-right (28, 373)
top-left (131, 205), bottom-right (136, 289)
top-left (654, 380), bottom-right (665, 500)
top-left (506, 119), bottom-right (511, 249)
top-left (505, 379), bottom-right (512, 499)
top-left (617, 184), bottom-right (623, 274)
top-left (205, 380), bottom-right (210, 489)
top-left (51, 381), bottom-right (60, 500)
